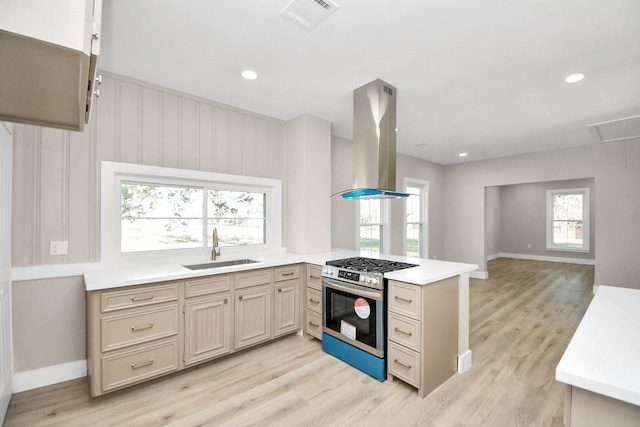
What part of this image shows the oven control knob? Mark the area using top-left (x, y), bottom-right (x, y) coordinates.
top-left (371, 277), bottom-right (378, 286)
top-left (366, 276), bottom-right (372, 284)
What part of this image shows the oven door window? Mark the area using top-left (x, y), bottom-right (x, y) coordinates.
top-left (325, 286), bottom-right (379, 349)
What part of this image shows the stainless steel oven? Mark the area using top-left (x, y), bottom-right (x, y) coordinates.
top-left (321, 257), bottom-right (418, 382)
top-left (322, 275), bottom-right (385, 357)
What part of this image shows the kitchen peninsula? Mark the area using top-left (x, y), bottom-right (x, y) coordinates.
top-left (556, 286), bottom-right (640, 426)
top-left (84, 249), bottom-right (477, 397)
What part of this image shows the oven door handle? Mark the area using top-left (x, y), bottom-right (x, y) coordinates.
top-left (322, 277), bottom-right (383, 301)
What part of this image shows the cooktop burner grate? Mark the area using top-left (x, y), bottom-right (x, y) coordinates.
top-left (326, 257), bottom-right (418, 273)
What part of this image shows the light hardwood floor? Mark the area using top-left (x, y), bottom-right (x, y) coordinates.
top-left (4, 258), bottom-right (594, 426)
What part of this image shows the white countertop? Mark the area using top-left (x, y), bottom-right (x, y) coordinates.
top-left (84, 248), bottom-right (477, 291)
top-left (556, 285), bottom-right (640, 406)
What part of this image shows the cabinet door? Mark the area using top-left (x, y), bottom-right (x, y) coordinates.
top-left (234, 286), bottom-right (272, 350)
top-left (273, 280), bottom-right (300, 337)
top-left (184, 293), bottom-right (231, 366)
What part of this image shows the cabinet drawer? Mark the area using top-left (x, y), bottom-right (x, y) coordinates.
top-left (389, 313), bottom-right (421, 352)
top-left (306, 310), bottom-right (322, 340)
top-left (389, 281), bottom-right (421, 320)
top-left (235, 269), bottom-right (272, 289)
top-left (101, 305), bottom-right (179, 352)
top-left (100, 283), bottom-right (179, 313)
top-left (307, 264), bottom-right (322, 290)
top-left (101, 339), bottom-right (179, 393)
top-left (185, 274), bottom-right (231, 298)
top-left (307, 288), bottom-right (322, 312)
top-left (389, 341), bottom-right (420, 387)
top-left (274, 265), bottom-right (300, 282)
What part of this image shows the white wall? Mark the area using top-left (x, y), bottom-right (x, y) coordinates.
top-left (499, 179), bottom-right (595, 261)
top-left (445, 140), bottom-right (640, 289)
top-left (284, 115), bottom-right (332, 253)
top-left (485, 186), bottom-right (501, 258)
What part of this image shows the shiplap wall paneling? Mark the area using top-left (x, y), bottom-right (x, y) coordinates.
top-left (179, 98), bottom-right (199, 171)
top-left (214, 108), bottom-right (230, 174)
top-left (11, 72), bottom-right (286, 267)
top-left (198, 103), bottom-right (214, 172)
top-left (12, 126), bottom-right (38, 265)
top-left (69, 119), bottom-right (96, 263)
top-left (118, 81), bottom-right (141, 165)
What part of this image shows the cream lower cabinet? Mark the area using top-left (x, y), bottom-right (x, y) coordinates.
top-left (234, 269), bottom-right (273, 350)
top-left (387, 276), bottom-right (459, 398)
top-left (183, 275), bottom-right (232, 367)
top-left (88, 263), bottom-right (304, 397)
top-left (304, 264), bottom-right (322, 340)
top-left (273, 265), bottom-right (301, 337)
top-left (87, 281), bottom-right (181, 397)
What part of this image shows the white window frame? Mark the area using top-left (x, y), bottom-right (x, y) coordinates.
top-left (356, 198), bottom-right (390, 255)
top-left (101, 161), bottom-right (282, 266)
top-left (403, 178), bottom-right (429, 259)
top-left (546, 188), bottom-right (590, 252)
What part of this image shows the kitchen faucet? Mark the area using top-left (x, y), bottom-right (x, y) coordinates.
top-left (211, 227), bottom-right (221, 260)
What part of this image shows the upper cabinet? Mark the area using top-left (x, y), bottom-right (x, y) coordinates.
top-left (0, 0), bottom-right (103, 131)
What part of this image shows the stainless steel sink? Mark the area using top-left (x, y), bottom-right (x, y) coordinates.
top-left (183, 259), bottom-right (260, 270)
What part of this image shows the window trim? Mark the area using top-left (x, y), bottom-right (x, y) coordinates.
top-left (403, 178), bottom-right (429, 259)
top-left (101, 161), bottom-right (282, 266)
top-left (356, 198), bottom-right (389, 255)
top-left (545, 188), bottom-right (590, 253)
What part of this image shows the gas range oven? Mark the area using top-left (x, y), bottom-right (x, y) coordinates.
top-left (321, 257), bottom-right (418, 381)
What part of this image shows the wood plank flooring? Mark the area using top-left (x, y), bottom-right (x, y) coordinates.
top-left (4, 258), bottom-right (595, 426)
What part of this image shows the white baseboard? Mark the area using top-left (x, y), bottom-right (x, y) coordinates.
top-left (486, 253), bottom-right (501, 261)
top-left (494, 252), bottom-right (596, 266)
top-left (470, 270), bottom-right (488, 280)
top-left (13, 359), bottom-right (87, 393)
top-left (458, 350), bottom-right (472, 373)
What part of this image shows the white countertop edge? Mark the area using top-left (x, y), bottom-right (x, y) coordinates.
top-left (555, 285), bottom-right (640, 406)
top-left (84, 248), bottom-right (478, 291)
top-left (555, 369), bottom-right (640, 407)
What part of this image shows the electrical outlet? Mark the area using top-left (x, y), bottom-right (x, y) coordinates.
top-left (50, 241), bottom-right (68, 256)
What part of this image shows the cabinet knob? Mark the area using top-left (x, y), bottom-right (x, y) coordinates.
top-left (239, 296), bottom-right (243, 301)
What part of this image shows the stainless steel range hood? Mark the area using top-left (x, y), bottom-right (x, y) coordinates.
top-left (337, 79), bottom-right (409, 199)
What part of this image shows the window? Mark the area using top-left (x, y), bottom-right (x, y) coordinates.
top-left (359, 198), bottom-right (384, 254)
top-left (404, 179), bottom-right (428, 258)
top-left (546, 188), bottom-right (589, 252)
top-left (102, 161), bottom-right (281, 265)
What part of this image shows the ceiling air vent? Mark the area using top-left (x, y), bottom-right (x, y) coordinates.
top-left (587, 115), bottom-right (640, 143)
top-left (281, 0), bottom-right (339, 31)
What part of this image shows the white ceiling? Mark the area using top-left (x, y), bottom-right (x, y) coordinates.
top-left (99, 0), bottom-right (640, 165)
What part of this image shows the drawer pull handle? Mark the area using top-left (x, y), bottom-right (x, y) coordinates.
top-left (282, 272), bottom-right (295, 276)
top-left (131, 359), bottom-right (154, 369)
top-left (131, 295), bottom-right (154, 302)
top-left (394, 327), bottom-right (412, 337)
top-left (309, 298), bottom-right (320, 304)
top-left (308, 321), bottom-right (319, 327)
top-left (394, 359), bottom-right (412, 369)
top-left (394, 296), bottom-right (413, 303)
top-left (131, 323), bottom-right (154, 332)
top-left (310, 275), bottom-right (320, 280)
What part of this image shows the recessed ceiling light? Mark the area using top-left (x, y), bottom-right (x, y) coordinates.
top-left (459, 152), bottom-right (468, 157)
top-left (241, 70), bottom-right (258, 80)
top-left (565, 73), bottom-right (585, 83)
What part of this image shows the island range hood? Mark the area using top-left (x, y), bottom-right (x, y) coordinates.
top-left (336, 79), bottom-right (410, 199)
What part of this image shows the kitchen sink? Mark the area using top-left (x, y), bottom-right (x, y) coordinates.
top-left (183, 259), bottom-right (260, 270)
